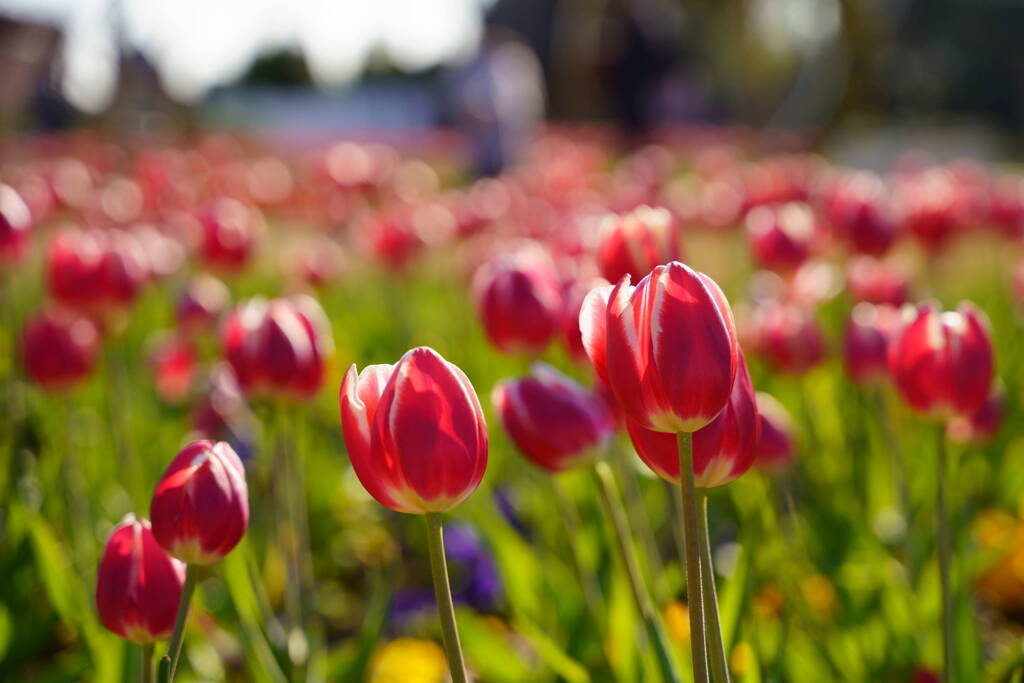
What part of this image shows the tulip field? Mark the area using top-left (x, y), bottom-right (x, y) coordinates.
top-left (4, 130), bottom-right (1024, 683)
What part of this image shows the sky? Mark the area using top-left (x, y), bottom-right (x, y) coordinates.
top-left (0, 0), bottom-right (489, 111)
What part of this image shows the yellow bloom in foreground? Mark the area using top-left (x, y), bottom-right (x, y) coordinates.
top-left (664, 600), bottom-right (690, 645)
top-left (369, 638), bottom-right (447, 683)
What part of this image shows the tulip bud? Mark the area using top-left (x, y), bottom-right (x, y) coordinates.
top-left (745, 300), bottom-right (826, 375)
top-left (46, 228), bottom-right (148, 313)
top-left (846, 255), bottom-right (910, 306)
top-left (625, 349), bottom-right (757, 487)
top-left (821, 171), bottom-right (895, 256)
top-left (580, 261), bottom-right (738, 433)
top-left (176, 274), bottom-right (230, 337)
top-left (471, 244), bottom-right (563, 354)
top-left (745, 202), bottom-right (816, 272)
top-left (492, 363), bottom-right (615, 472)
top-left (596, 205), bottom-right (683, 283)
top-left (150, 440), bottom-right (249, 565)
top-left (841, 303), bottom-right (899, 385)
top-left (754, 392), bottom-right (796, 471)
top-left (888, 302), bottom-right (994, 420)
top-left (198, 198), bottom-right (258, 271)
top-left (0, 184), bottom-right (31, 266)
top-left (893, 168), bottom-right (969, 251)
top-left (339, 346), bottom-right (488, 513)
top-left (22, 309), bottom-right (100, 390)
top-left (96, 514), bottom-right (185, 643)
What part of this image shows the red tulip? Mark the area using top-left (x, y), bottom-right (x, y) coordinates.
top-left (22, 309), bottom-right (100, 390)
top-left (987, 175), bottom-right (1024, 237)
top-left (47, 228), bottom-right (149, 313)
top-left (0, 184), bottom-right (31, 266)
top-left (596, 205), bottom-right (683, 283)
top-left (150, 440), bottom-right (249, 565)
top-left (888, 302), bottom-right (994, 420)
top-left (96, 514), bottom-right (185, 643)
top-left (746, 300), bottom-right (826, 375)
top-left (472, 244), bottom-right (563, 354)
top-left (492, 363), bottom-right (615, 472)
top-left (151, 335), bottom-right (197, 404)
top-left (745, 202), bottom-right (816, 272)
top-left (222, 295), bottom-right (332, 399)
top-left (176, 274), bottom-right (230, 337)
top-left (821, 171), bottom-right (895, 256)
top-left (625, 349), bottom-right (757, 486)
top-left (339, 346), bottom-right (488, 513)
top-left (580, 261), bottom-right (738, 433)
top-left (754, 392), bottom-right (796, 471)
top-left (841, 303), bottom-right (899, 385)
top-left (947, 386), bottom-right (1004, 445)
top-left (846, 255), bottom-right (910, 306)
top-left (893, 168), bottom-right (970, 250)
top-left (198, 198), bottom-right (258, 271)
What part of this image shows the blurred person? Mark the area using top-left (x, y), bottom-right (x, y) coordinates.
top-left (450, 27), bottom-right (544, 176)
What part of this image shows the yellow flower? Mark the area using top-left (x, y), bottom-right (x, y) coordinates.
top-left (664, 601), bottom-right (690, 645)
top-left (369, 638), bottom-right (448, 683)
top-left (730, 642), bottom-right (754, 676)
top-left (801, 574), bottom-right (836, 617)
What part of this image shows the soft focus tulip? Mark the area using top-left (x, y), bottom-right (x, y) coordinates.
top-left (176, 274), bottom-right (230, 337)
top-left (222, 295), bottom-right (332, 399)
top-left (625, 349), bottom-right (757, 487)
top-left (339, 346), bottom-right (488, 513)
top-left (198, 198), bottom-right (258, 270)
top-left (888, 302), bottom-right (994, 420)
top-left (821, 171), bottom-right (895, 256)
top-left (745, 202), bottom-right (816, 272)
top-left (841, 303), bottom-right (899, 384)
top-left (893, 168), bottom-right (970, 250)
top-left (472, 244), bottom-right (563, 354)
top-left (754, 392), bottom-right (796, 471)
top-left (47, 228), bottom-right (149, 313)
top-left (580, 261), bottom-right (737, 433)
top-left (22, 309), bottom-right (100, 390)
top-left (0, 184), bottom-right (31, 265)
top-left (492, 363), bottom-right (615, 472)
top-left (596, 205), bottom-right (682, 283)
top-left (150, 335), bottom-right (197, 403)
top-left (948, 387), bottom-right (1004, 445)
top-left (96, 514), bottom-right (186, 643)
top-left (846, 255), bottom-right (910, 306)
top-left (745, 300), bottom-right (826, 375)
top-left (150, 440), bottom-right (249, 565)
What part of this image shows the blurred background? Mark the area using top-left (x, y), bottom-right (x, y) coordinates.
top-left (1, 0), bottom-right (1023, 163)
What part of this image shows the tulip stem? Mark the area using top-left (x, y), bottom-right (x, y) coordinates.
top-left (594, 460), bottom-right (681, 683)
top-left (697, 490), bottom-right (730, 683)
top-left (551, 477), bottom-right (607, 623)
top-left (424, 512), bottom-right (469, 683)
top-left (141, 644), bottom-right (154, 683)
top-left (676, 432), bottom-right (710, 683)
top-left (936, 426), bottom-right (954, 683)
top-left (158, 563), bottom-right (197, 683)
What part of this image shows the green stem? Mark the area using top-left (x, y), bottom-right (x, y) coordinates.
top-left (551, 477), bottom-right (607, 623)
top-left (141, 643), bottom-right (154, 683)
top-left (159, 564), bottom-right (198, 683)
top-left (610, 445), bottom-right (666, 593)
top-left (424, 512), bottom-right (469, 683)
top-left (697, 491), bottom-right (730, 683)
top-left (676, 432), bottom-right (710, 683)
top-left (594, 461), bottom-right (681, 683)
top-left (936, 425), bottom-right (954, 683)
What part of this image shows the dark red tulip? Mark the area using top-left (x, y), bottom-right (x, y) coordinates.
top-left (596, 205), bottom-right (683, 284)
top-left (846, 256), bottom-right (911, 306)
top-left (841, 303), bottom-right (900, 385)
top-left (198, 198), bottom-right (259, 271)
top-left (472, 244), bottom-right (563, 354)
top-left (492, 363), bottom-right (615, 472)
top-left (176, 274), bottom-right (230, 337)
top-left (888, 302), bottom-right (994, 420)
top-left (625, 349), bottom-right (757, 487)
top-left (745, 202), bottom-right (817, 272)
top-left (0, 184), bottom-right (31, 266)
top-left (754, 392), bottom-right (796, 471)
top-left (821, 171), bottom-right (895, 256)
top-left (150, 440), bottom-right (249, 565)
top-left (47, 228), bottom-right (149, 313)
top-left (947, 386), bottom-right (1004, 445)
top-left (746, 300), bottom-right (826, 375)
top-left (339, 346), bottom-right (488, 513)
top-left (22, 309), bottom-right (100, 390)
top-left (96, 514), bottom-right (185, 643)
top-left (222, 295), bottom-right (332, 399)
top-left (580, 261), bottom-right (738, 433)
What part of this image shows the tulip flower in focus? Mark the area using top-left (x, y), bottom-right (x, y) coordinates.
top-left (22, 309), bottom-right (100, 390)
top-left (841, 303), bottom-right (900, 385)
top-left (96, 514), bottom-right (186, 643)
top-left (150, 440), bottom-right (249, 565)
top-left (625, 349), bottom-right (758, 487)
top-left (596, 205), bottom-right (683, 283)
top-left (745, 202), bottom-right (817, 272)
top-left (492, 363), bottom-right (615, 472)
top-left (888, 302), bottom-right (994, 420)
top-left (472, 243), bottom-right (563, 355)
top-left (222, 295), bottom-right (333, 399)
top-left (340, 346), bottom-right (488, 513)
top-left (580, 261), bottom-right (738, 433)
top-left (753, 392), bottom-right (796, 471)
top-left (0, 184), bottom-right (31, 266)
